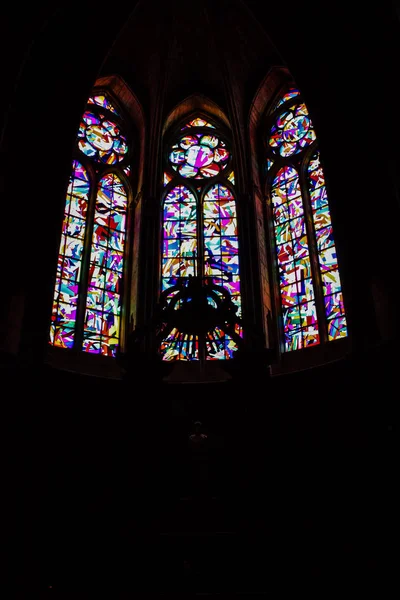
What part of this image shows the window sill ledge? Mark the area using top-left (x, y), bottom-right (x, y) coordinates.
top-left (45, 346), bottom-right (123, 379)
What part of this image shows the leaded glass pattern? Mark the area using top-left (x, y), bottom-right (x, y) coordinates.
top-left (204, 184), bottom-right (241, 359)
top-left (88, 95), bottom-right (120, 115)
top-left (308, 152), bottom-right (347, 340)
top-left (269, 103), bottom-right (316, 157)
top-left (267, 87), bottom-right (347, 352)
top-left (169, 133), bottom-right (230, 179)
top-left (49, 93), bottom-right (131, 356)
top-left (83, 174), bottom-right (127, 356)
top-left (271, 167), bottom-right (319, 351)
top-left (161, 116), bottom-right (241, 361)
top-left (204, 184), bottom-right (241, 314)
top-left (164, 172), bottom-right (173, 186)
top-left (162, 186), bottom-right (198, 292)
top-left (276, 87), bottom-right (300, 108)
top-left (50, 160), bottom-right (89, 348)
top-left (161, 328), bottom-right (199, 361)
top-left (182, 118), bottom-right (215, 130)
top-left (78, 111), bottom-right (128, 164)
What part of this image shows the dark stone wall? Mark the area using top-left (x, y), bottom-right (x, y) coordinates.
top-left (3, 341), bottom-right (396, 593)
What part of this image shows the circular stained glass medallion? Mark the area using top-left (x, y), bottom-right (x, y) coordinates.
top-left (269, 103), bottom-right (316, 157)
top-left (169, 132), bottom-right (230, 179)
top-left (78, 111), bottom-right (128, 164)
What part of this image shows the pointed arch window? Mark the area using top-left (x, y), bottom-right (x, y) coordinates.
top-left (49, 93), bottom-right (131, 356)
top-left (160, 115), bottom-right (242, 361)
top-left (265, 87), bottom-right (348, 352)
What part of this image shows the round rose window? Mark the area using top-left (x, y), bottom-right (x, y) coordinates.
top-left (169, 133), bottom-right (230, 179)
top-left (269, 103), bottom-right (316, 157)
top-left (78, 111), bottom-right (128, 164)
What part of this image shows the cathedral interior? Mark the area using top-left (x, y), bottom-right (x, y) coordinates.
top-left (1, 0), bottom-right (398, 596)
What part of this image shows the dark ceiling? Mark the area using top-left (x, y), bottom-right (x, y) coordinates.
top-left (100, 0), bottom-right (283, 119)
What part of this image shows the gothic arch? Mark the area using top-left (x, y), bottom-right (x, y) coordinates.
top-left (249, 68), bottom-right (349, 367)
top-left (47, 76), bottom-right (145, 368)
top-left (159, 104), bottom-right (242, 361)
top-left (163, 94), bottom-right (231, 137)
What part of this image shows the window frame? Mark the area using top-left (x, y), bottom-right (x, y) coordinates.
top-left (48, 89), bottom-right (136, 359)
top-left (260, 84), bottom-right (349, 359)
top-left (159, 112), bottom-right (242, 361)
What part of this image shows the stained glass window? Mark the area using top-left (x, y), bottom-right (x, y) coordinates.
top-left (271, 167), bottom-right (318, 350)
top-left (266, 88), bottom-right (347, 352)
top-left (182, 118), bottom-right (216, 130)
top-left (50, 160), bottom-right (89, 349)
top-left (169, 132), bottom-right (230, 179)
top-left (276, 87), bottom-right (300, 108)
top-left (78, 111), bottom-right (128, 164)
top-left (49, 93), bottom-right (131, 357)
top-left (308, 152), bottom-right (347, 341)
top-left (203, 184), bottom-right (241, 359)
top-left (269, 103), bottom-right (316, 158)
top-left (88, 94), bottom-right (120, 115)
top-left (83, 174), bottom-right (127, 356)
top-left (162, 186), bottom-right (198, 292)
top-left (161, 116), bottom-right (241, 361)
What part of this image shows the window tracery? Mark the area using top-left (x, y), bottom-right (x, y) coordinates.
top-left (161, 115), bottom-right (242, 361)
top-left (49, 93), bottom-right (131, 356)
top-left (265, 87), bottom-right (348, 351)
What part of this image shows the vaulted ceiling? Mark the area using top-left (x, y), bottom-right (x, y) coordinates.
top-left (100, 0), bottom-right (282, 120)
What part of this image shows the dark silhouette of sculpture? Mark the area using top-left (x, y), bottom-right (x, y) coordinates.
top-left (187, 421), bottom-right (210, 498)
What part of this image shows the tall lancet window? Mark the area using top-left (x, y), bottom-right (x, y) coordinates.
top-left (49, 94), bottom-right (132, 356)
top-left (161, 116), bottom-right (242, 361)
top-left (265, 87), bottom-right (347, 352)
